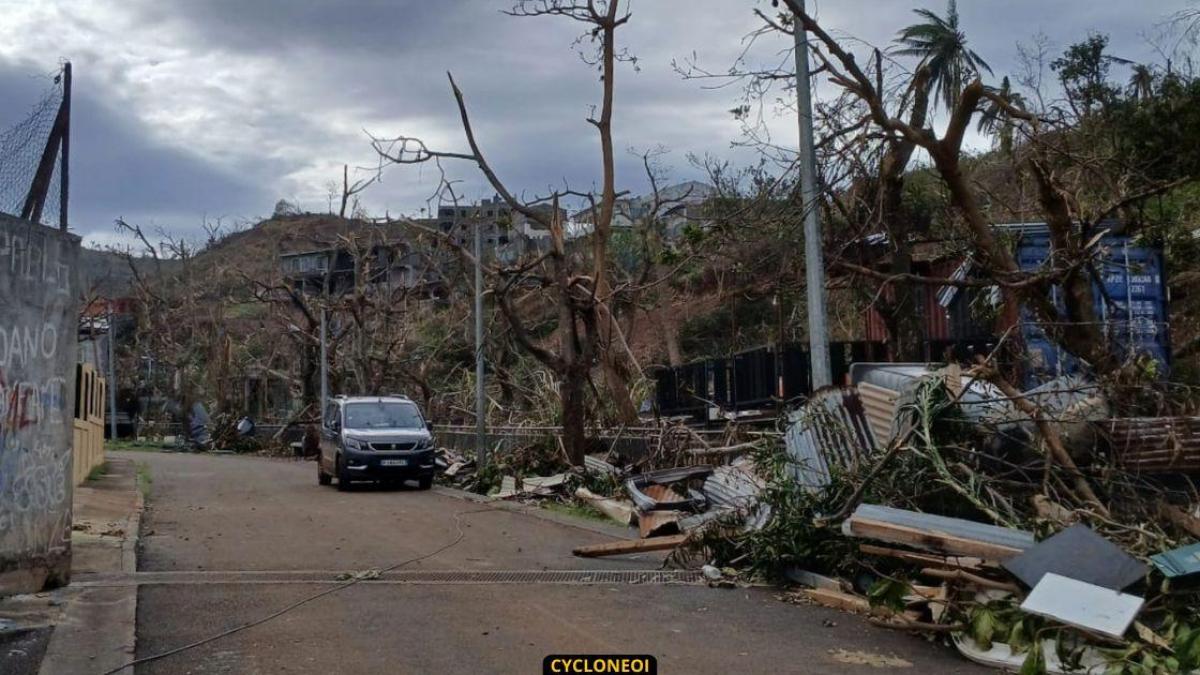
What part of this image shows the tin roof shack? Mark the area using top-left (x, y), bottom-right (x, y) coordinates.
top-left (0, 213), bottom-right (81, 596)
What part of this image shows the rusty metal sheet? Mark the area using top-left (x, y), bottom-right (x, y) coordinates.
top-left (857, 382), bottom-right (899, 446)
top-left (625, 465), bottom-right (712, 512)
top-left (637, 510), bottom-right (682, 538)
top-left (1108, 417), bottom-right (1200, 473)
top-left (642, 484), bottom-right (684, 504)
top-left (784, 387), bottom-right (879, 490)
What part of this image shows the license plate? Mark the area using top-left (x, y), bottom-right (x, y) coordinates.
top-left (380, 459), bottom-right (408, 467)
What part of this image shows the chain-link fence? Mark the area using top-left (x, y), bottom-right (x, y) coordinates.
top-left (0, 64), bottom-right (69, 229)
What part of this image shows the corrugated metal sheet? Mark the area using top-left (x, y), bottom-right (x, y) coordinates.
top-left (1107, 416), bottom-right (1200, 473)
top-left (678, 458), bottom-right (770, 531)
top-left (857, 382), bottom-right (899, 447)
top-left (844, 504), bottom-right (1036, 552)
top-left (784, 387), bottom-right (879, 490)
top-left (625, 466), bottom-right (712, 512)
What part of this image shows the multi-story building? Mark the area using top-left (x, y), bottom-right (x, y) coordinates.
top-left (433, 196), bottom-right (565, 264)
top-left (572, 180), bottom-right (715, 239)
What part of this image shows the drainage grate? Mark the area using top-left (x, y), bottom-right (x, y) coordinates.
top-left (76, 569), bottom-right (705, 587)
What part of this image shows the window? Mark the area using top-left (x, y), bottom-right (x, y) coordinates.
top-left (324, 403), bottom-right (340, 429)
top-left (343, 402), bottom-right (423, 429)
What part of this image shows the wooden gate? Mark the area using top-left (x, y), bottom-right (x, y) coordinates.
top-left (72, 363), bottom-right (106, 485)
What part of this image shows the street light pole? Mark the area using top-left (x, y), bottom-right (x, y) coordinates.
top-left (474, 221), bottom-right (486, 466)
top-left (792, 1), bottom-right (831, 389)
top-left (107, 309), bottom-right (118, 440)
top-left (319, 307), bottom-right (328, 414)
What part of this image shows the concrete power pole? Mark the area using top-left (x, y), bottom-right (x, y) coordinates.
top-left (474, 221), bottom-right (486, 466)
top-left (792, 1), bottom-right (831, 389)
top-left (319, 308), bottom-right (328, 415)
top-left (107, 309), bottom-right (117, 440)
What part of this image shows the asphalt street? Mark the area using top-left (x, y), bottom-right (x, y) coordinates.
top-left (120, 450), bottom-right (984, 674)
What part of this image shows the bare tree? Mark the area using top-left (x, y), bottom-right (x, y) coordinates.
top-left (371, 0), bottom-right (641, 464)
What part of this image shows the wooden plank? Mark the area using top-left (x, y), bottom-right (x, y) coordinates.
top-left (858, 544), bottom-right (984, 571)
top-left (572, 534), bottom-right (688, 558)
top-left (848, 517), bottom-right (1025, 561)
top-left (801, 587), bottom-right (871, 613)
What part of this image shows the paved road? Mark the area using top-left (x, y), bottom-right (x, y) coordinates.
top-left (119, 451), bottom-right (983, 674)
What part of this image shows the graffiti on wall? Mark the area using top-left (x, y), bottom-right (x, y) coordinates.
top-left (0, 214), bottom-right (79, 591)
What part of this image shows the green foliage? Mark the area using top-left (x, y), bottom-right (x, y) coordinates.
top-left (86, 462), bottom-right (109, 482)
top-left (894, 0), bottom-right (992, 109)
top-left (969, 606), bottom-right (998, 651)
top-left (866, 577), bottom-right (910, 613)
top-left (1052, 33), bottom-right (1122, 115)
top-left (679, 296), bottom-right (775, 357)
top-left (1019, 640), bottom-right (1046, 675)
top-left (737, 439), bottom-right (857, 580)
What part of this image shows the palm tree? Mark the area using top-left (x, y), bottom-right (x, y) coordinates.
top-left (895, 0), bottom-right (993, 109)
top-left (977, 76), bottom-right (1026, 154)
top-left (1128, 64), bottom-right (1155, 102)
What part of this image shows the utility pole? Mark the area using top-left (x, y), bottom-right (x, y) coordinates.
top-left (107, 309), bottom-right (118, 440)
top-left (474, 221), bottom-right (486, 467)
top-left (319, 308), bottom-right (328, 414)
top-left (792, 2), bottom-right (831, 388)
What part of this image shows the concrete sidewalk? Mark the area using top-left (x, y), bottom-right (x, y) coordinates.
top-left (0, 456), bottom-right (144, 675)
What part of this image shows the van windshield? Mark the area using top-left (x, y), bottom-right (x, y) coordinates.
top-left (343, 402), bottom-right (423, 429)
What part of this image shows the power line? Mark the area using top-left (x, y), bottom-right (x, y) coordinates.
top-left (101, 506), bottom-right (492, 674)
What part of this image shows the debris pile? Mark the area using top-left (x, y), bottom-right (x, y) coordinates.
top-left (680, 365), bottom-right (1200, 674)
top-left (431, 362), bottom-right (1200, 673)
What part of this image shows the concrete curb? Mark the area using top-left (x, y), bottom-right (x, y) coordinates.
top-left (38, 457), bottom-right (144, 675)
top-left (432, 485), bottom-right (635, 540)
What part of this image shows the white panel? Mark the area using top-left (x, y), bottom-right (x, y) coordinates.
top-left (1020, 573), bottom-right (1144, 639)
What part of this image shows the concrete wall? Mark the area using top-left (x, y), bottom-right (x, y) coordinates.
top-left (0, 213), bottom-right (81, 596)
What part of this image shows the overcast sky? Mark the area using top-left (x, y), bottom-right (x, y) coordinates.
top-left (0, 0), bottom-right (1191, 248)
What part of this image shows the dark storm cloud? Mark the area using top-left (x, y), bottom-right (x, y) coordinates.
top-left (1, 0), bottom-right (1191, 245)
top-left (0, 59), bottom-right (268, 242)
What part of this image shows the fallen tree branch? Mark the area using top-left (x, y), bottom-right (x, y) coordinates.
top-left (919, 567), bottom-right (1021, 593)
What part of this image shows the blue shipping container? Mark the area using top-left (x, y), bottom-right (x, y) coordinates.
top-left (1016, 232), bottom-right (1169, 386)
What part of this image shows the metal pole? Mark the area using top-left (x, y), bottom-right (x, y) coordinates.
top-left (793, 2), bottom-right (831, 388)
top-left (107, 310), bottom-right (118, 440)
top-left (59, 62), bottom-right (70, 231)
top-left (319, 307), bottom-right (328, 413)
top-left (474, 221), bottom-right (486, 466)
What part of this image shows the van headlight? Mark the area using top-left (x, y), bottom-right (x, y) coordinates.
top-left (343, 437), bottom-right (365, 451)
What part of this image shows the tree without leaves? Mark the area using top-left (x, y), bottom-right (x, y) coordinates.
top-left (371, 0), bottom-right (641, 465)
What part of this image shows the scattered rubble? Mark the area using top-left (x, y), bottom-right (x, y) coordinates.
top-left (427, 366), bottom-right (1200, 674)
